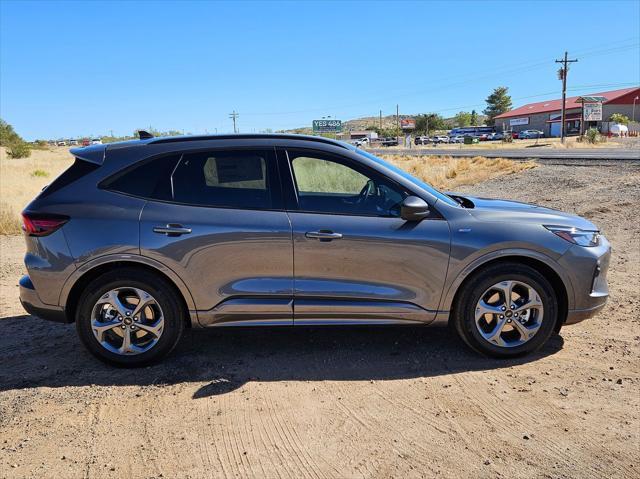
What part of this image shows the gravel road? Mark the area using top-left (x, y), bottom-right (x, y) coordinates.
top-left (1, 160), bottom-right (638, 479)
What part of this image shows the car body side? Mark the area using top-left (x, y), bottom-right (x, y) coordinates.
top-left (19, 136), bottom-right (609, 331)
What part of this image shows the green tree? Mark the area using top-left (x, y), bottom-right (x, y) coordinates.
top-left (609, 113), bottom-right (629, 125)
top-left (483, 87), bottom-right (512, 126)
top-left (470, 109), bottom-right (478, 125)
top-left (415, 113), bottom-right (446, 135)
top-left (0, 118), bottom-right (31, 158)
top-left (0, 118), bottom-right (21, 146)
top-left (453, 111), bottom-right (472, 127)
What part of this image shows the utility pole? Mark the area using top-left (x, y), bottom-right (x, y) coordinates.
top-left (229, 110), bottom-right (239, 133)
top-left (555, 51), bottom-right (578, 143)
top-left (396, 104), bottom-right (400, 144)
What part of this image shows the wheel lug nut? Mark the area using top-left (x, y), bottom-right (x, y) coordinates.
top-left (121, 325), bottom-right (126, 329)
top-left (507, 319), bottom-right (512, 323)
top-left (510, 305), bottom-right (515, 309)
top-left (500, 315), bottom-right (504, 319)
top-left (126, 311), bottom-right (131, 316)
top-left (501, 306), bottom-right (506, 311)
top-left (134, 317), bottom-right (139, 322)
top-left (118, 316), bottom-right (123, 321)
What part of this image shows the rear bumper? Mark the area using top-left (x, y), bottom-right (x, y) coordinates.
top-left (19, 275), bottom-right (69, 323)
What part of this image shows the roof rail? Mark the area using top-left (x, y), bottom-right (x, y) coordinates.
top-left (147, 133), bottom-right (349, 149)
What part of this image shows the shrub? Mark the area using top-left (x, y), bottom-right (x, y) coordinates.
top-left (585, 128), bottom-right (601, 144)
top-left (7, 141), bottom-right (31, 158)
top-left (609, 113), bottom-right (629, 125)
top-left (31, 169), bottom-right (49, 177)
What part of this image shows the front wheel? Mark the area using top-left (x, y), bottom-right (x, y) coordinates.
top-left (75, 268), bottom-right (185, 367)
top-left (452, 263), bottom-right (558, 358)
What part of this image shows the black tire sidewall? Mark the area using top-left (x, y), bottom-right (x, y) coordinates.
top-left (455, 264), bottom-right (557, 358)
top-left (75, 269), bottom-right (184, 367)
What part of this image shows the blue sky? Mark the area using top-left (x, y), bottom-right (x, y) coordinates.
top-left (1, 0), bottom-right (639, 140)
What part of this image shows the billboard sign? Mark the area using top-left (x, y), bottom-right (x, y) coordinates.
top-left (312, 119), bottom-right (342, 133)
top-left (401, 119), bottom-right (416, 130)
top-left (509, 117), bottom-right (529, 126)
top-left (583, 102), bottom-right (602, 121)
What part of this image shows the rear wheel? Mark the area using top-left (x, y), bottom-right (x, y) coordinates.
top-left (75, 268), bottom-right (185, 367)
top-left (452, 263), bottom-right (557, 358)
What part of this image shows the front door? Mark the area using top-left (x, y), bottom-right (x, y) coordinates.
top-left (139, 148), bottom-right (293, 327)
top-left (280, 148), bottom-right (450, 325)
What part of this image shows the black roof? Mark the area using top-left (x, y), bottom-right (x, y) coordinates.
top-left (71, 133), bottom-right (350, 164)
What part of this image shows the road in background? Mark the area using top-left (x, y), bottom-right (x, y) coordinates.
top-left (369, 147), bottom-right (639, 160)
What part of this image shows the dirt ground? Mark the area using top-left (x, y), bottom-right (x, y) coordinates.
top-left (1, 160), bottom-right (639, 479)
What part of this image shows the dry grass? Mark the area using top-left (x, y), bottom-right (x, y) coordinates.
top-left (0, 147), bottom-right (73, 234)
top-left (381, 155), bottom-right (536, 190)
top-left (0, 147), bottom-right (535, 235)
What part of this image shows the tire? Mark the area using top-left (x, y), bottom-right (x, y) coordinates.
top-left (75, 268), bottom-right (185, 367)
top-left (452, 262), bottom-right (558, 358)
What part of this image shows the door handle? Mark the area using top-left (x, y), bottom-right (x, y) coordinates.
top-left (305, 230), bottom-right (343, 241)
top-left (153, 224), bottom-right (192, 236)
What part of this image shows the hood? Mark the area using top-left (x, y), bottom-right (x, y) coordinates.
top-left (450, 194), bottom-right (599, 231)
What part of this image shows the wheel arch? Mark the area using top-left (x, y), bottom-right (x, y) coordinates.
top-left (444, 252), bottom-right (572, 331)
top-left (60, 256), bottom-right (198, 327)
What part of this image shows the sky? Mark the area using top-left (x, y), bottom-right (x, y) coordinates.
top-left (1, 0), bottom-right (639, 140)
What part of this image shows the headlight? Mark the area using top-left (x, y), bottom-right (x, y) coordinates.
top-left (545, 225), bottom-right (600, 247)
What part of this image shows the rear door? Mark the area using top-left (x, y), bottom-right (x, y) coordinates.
top-left (134, 147), bottom-right (293, 327)
top-left (279, 148), bottom-right (450, 325)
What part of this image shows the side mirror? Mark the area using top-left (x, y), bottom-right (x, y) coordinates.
top-left (401, 196), bottom-right (430, 221)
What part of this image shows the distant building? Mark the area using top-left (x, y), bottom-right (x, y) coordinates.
top-left (348, 130), bottom-right (378, 140)
top-left (494, 87), bottom-right (639, 137)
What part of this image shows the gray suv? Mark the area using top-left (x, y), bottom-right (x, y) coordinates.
top-left (19, 134), bottom-right (610, 366)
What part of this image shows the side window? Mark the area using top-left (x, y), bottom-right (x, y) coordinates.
top-left (288, 151), bottom-right (408, 217)
top-left (103, 154), bottom-right (180, 201)
top-left (171, 150), bottom-right (279, 209)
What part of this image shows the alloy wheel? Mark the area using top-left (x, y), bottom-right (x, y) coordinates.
top-left (90, 287), bottom-right (165, 355)
top-left (474, 280), bottom-right (544, 348)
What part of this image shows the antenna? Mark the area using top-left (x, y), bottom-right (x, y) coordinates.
top-left (137, 130), bottom-right (154, 140)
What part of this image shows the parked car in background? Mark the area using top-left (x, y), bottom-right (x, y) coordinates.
top-left (486, 132), bottom-right (504, 141)
top-left (414, 136), bottom-right (430, 145)
top-left (449, 135), bottom-right (465, 144)
top-left (56, 140), bottom-right (67, 146)
top-left (519, 130), bottom-right (544, 139)
top-left (91, 138), bottom-right (103, 145)
top-left (352, 138), bottom-right (369, 147)
top-left (69, 139), bottom-right (79, 146)
top-left (19, 133), bottom-right (610, 366)
top-left (432, 135), bottom-right (449, 144)
top-left (380, 137), bottom-right (399, 147)
top-left (478, 133), bottom-right (490, 141)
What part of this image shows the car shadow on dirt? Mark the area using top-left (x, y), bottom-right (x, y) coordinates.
top-left (0, 314), bottom-right (564, 397)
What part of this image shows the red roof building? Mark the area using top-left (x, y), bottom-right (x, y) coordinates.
top-left (493, 87), bottom-right (640, 137)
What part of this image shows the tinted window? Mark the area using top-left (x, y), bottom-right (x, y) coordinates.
top-left (288, 151), bottom-right (407, 217)
top-left (104, 154), bottom-right (180, 201)
top-left (39, 159), bottom-right (99, 199)
top-left (171, 150), bottom-right (278, 209)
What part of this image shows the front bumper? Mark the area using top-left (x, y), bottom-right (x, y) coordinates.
top-left (559, 234), bottom-right (611, 325)
top-left (19, 275), bottom-right (69, 323)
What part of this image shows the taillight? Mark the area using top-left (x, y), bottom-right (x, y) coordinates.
top-left (21, 212), bottom-right (69, 237)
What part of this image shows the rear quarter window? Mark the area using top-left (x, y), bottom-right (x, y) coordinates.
top-left (102, 154), bottom-right (181, 201)
top-left (38, 159), bottom-right (100, 199)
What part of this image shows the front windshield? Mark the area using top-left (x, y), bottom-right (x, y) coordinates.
top-left (352, 147), bottom-right (459, 207)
